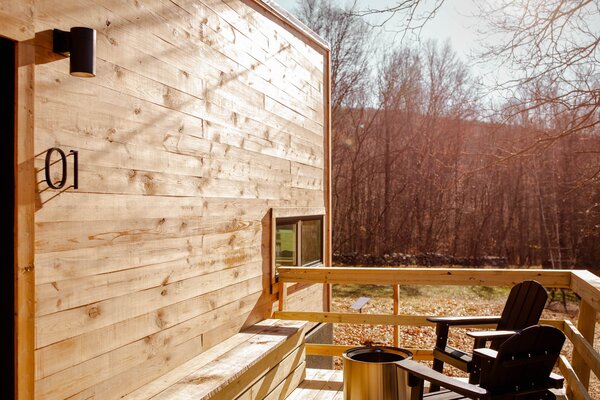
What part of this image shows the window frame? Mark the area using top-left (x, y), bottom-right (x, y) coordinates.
top-left (270, 208), bottom-right (326, 289)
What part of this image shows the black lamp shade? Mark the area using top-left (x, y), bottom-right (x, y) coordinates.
top-left (69, 27), bottom-right (96, 77)
top-left (53, 27), bottom-right (96, 78)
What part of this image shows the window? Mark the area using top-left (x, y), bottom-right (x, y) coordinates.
top-left (270, 208), bottom-right (325, 288)
top-left (275, 216), bottom-right (323, 267)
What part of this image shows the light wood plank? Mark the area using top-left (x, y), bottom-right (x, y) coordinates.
top-left (34, 18), bottom-right (324, 145)
top-left (35, 223), bottom-right (259, 284)
top-left (289, 368), bottom-right (343, 400)
top-left (35, 278), bottom-right (262, 379)
top-left (36, 294), bottom-right (262, 399)
top-left (174, 0), bottom-right (325, 113)
top-left (35, 216), bottom-right (257, 254)
top-left (152, 320), bottom-right (306, 399)
top-left (68, 313), bottom-right (258, 400)
top-left (36, 261), bottom-right (262, 347)
top-left (209, 339), bottom-right (304, 399)
top-left (261, 361), bottom-right (306, 400)
top-left (122, 319), bottom-right (282, 399)
top-left (15, 38), bottom-right (35, 400)
top-left (236, 347), bottom-right (305, 400)
top-left (274, 311), bottom-right (562, 329)
top-left (36, 249), bottom-right (260, 316)
top-left (572, 300), bottom-right (596, 389)
top-left (393, 284), bottom-right (400, 347)
top-left (278, 267), bottom-right (573, 288)
top-left (564, 320), bottom-right (600, 382)
top-left (286, 367), bottom-right (335, 400)
top-left (275, 311), bottom-right (453, 327)
top-left (278, 282), bottom-right (287, 312)
top-left (570, 270), bottom-right (600, 313)
top-left (559, 355), bottom-right (593, 400)
top-left (0, 1), bottom-right (34, 40)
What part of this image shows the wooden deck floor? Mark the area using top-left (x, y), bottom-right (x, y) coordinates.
top-left (286, 368), bottom-right (567, 400)
top-left (286, 368), bottom-right (344, 399)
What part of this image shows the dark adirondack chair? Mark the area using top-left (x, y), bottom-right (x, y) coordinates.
top-left (396, 325), bottom-right (565, 399)
top-left (427, 280), bottom-right (548, 388)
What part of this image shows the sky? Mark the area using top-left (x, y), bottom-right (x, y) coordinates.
top-left (274, 0), bottom-right (484, 63)
top-left (274, 0), bottom-right (503, 103)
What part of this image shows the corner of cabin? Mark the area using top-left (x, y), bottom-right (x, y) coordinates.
top-left (15, 0), bottom-right (330, 398)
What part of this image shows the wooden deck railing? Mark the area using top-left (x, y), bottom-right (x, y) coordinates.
top-left (274, 267), bottom-right (600, 400)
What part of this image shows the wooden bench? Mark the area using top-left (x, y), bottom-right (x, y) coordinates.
top-left (123, 319), bottom-right (308, 400)
top-left (350, 297), bottom-right (370, 313)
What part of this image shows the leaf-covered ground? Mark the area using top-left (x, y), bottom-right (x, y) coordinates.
top-left (331, 284), bottom-right (600, 398)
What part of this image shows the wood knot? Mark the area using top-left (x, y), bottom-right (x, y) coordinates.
top-left (88, 306), bottom-right (100, 318)
top-left (142, 175), bottom-right (154, 193)
top-left (134, 107), bottom-right (142, 115)
top-left (161, 289), bottom-right (168, 296)
top-left (155, 311), bottom-right (167, 329)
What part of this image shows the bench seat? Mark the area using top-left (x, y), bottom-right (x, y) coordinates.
top-left (123, 319), bottom-right (308, 400)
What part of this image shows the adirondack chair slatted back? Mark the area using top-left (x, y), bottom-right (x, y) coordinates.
top-left (494, 280), bottom-right (548, 349)
top-left (479, 325), bottom-right (565, 394)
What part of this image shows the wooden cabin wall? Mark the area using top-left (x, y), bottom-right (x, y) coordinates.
top-left (30, 0), bottom-right (327, 398)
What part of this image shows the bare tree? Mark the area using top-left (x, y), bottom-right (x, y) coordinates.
top-left (296, 0), bottom-right (376, 116)
top-left (294, 0), bottom-right (600, 271)
top-left (478, 0), bottom-right (600, 147)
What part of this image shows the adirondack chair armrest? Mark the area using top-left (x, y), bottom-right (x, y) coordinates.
top-left (396, 359), bottom-right (488, 398)
top-left (467, 330), bottom-right (515, 340)
top-left (472, 347), bottom-right (498, 375)
top-left (429, 317), bottom-right (503, 367)
top-left (548, 372), bottom-right (564, 389)
top-left (473, 348), bottom-right (498, 360)
top-left (467, 330), bottom-right (516, 348)
top-left (427, 316), bottom-right (501, 326)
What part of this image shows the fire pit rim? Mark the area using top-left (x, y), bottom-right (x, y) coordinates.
top-left (342, 345), bottom-right (413, 365)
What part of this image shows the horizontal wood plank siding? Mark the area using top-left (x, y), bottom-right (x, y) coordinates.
top-left (31, 0), bottom-right (328, 398)
top-left (0, 1), bottom-right (34, 40)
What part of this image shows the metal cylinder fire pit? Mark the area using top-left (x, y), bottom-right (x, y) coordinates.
top-left (343, 346), bottom-right (413, 400)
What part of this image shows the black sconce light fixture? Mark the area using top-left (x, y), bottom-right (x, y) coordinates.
top-left (53, 27), bottom-right (97, 77)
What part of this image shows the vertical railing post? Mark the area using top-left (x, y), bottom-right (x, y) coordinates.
top-left (278, 282), bottom-right (287, 312)
top-left (393, 284), bottom-right (399, 347)
top-left (571, 299), bottom-right (596, 391)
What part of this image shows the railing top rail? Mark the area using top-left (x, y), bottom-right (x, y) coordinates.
top-left (570, 270), bottom-right (600, 313)
top-left (278, 267), bottom-right (573, 288)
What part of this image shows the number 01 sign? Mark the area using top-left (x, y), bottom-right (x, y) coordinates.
top-left (44, 147), bottom-right (79, 190)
